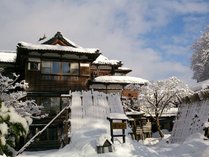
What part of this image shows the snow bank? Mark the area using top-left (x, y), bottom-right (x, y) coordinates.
top-left (18, 91), bottom-right (209, 157)
top-left (153, 133), bottom-right (209, 157)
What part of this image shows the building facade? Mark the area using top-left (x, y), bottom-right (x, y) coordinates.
top-left (0, 32), bottom-right (148, 150)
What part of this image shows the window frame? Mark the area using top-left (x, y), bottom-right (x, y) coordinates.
top-left (41, 60), bottom-right (82, 80)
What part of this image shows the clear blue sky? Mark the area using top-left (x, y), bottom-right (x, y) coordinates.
top-left (0, 0), bottom-right (209, 85)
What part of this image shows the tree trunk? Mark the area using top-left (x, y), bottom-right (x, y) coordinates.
top-left (156, 117), bottom-right (164, 138)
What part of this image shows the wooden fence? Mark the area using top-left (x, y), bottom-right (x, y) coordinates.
top-left (170, 90), bottom-right (209, 143)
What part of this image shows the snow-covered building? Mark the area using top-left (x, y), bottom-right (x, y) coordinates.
top-left (0, 32), bottom-right (148, 150)
top-left (90, 75), bottom-right (148, 94)
top-left (91, 54), bottom-right (131, 76)
top-left (0, 50), bottom-right (16, 77)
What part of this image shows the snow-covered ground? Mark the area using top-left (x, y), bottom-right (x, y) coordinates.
top-left (17, 124), bottom-right (209, 157)
top-left (9, 91), bottom-right (209, 157)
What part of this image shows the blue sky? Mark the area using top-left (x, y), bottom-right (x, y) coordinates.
top-left (0, 0), bottom-right (209, 86)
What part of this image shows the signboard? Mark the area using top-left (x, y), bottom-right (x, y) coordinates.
top-left (112, 122), bottom-right (127, 129)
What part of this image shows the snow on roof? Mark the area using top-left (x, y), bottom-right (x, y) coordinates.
top-left (126, 111), bottom-right (144, 116)
top-left (93, 75), bottom-right (149, 84)
top-left (63, 36), bottom-right (83, 48)
top-left (17, 41), bottom-right (99, 54)
top-left (96, 134), bottom-right (112, 146)
top-left (191, 79), bottom-right (209, 92)
top-left (118, 67), bottom-right (131, 71)
top-left (107, 113), bottom-right (128, 120)
top-left (0, 51), bottom-right (16, 63)
top-left (145, 107), bottom-right (178, 117)
top-left (93, 54), bottom-right (121, 65)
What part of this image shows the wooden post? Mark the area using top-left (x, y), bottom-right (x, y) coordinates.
top-left (122, 120), bottom-right (126, 143)
top-left (109, 119), bottom-right (114, 142)
top-left (107, 113), bottom-right (128, 143)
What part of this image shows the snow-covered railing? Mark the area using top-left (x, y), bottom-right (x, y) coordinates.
top-left (16, 98), bottom-right (71, 156)
top-left (16, 90), bottom-right (125, 155)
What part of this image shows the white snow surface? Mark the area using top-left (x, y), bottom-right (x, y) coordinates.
top-left (17, 41), bottom-right (99, 54)
top-left (93, 54), bottom-right (120, 65)
top-left (93, 75), bottom-right (149, 84)
top-left (0, 51), bottom-right (16, 62)
top-left (118, 66), bottom-right (131, 70)
top-left (17, 91), bottom-right (209, 157)
top-left (62, 36), bottom-right (83, 48)
top-left (191, 79), bottom-right (209, 91)
top-left (171, 98), bottom-right (209, 144)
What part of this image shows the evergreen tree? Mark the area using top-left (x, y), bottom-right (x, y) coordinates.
top-left (0, 73), bottom-right (43, 156)
top-left (0, 102), bottom-right (28, 156)
top-left (191, 27), bottom-right (209, 82)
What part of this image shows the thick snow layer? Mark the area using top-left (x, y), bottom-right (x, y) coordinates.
top-left (62, 36), bottom-right (83, 48)
top-left (0, 51), bottom-right (16, 62)
top-left (17, 41), bottom-right (99, 54)
top-left (96, 134), bottom-right (112, 146)
top-left (118, 67), bottom-right (131, 70)
top-left (93, 54), bottom-right (120, 65)
top-left (17, 91), bottom-right (209, 157)
top-left (191, 79), bottom-right (209, 91)
top-left (93, 75), bottom-right (149, 84)
top-left (146, 108), bottom-right (178, 117)
top-left (107, 113), bottom-right (128, 120)
top-left (18, 128), bottom-right (209, 157)
top-left (171, 98), bottom-right (209, 143)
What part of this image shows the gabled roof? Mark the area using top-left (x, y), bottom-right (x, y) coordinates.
top-left (93, 54), bottom-right (122, 66)
top-left (17, 32), bottom-right (100, 55)
top-left (116, 67), bottom-right (132, 74)
top-left (42, 32), bottom-right (82, 48)
top-left (17, 42), bottom-right (99, 54)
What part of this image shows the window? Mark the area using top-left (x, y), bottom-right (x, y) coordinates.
top-left (31, 62), bottom-right (39, 70)
top-left (42, 61), bottom-right (51, 74)
top-left (28, 62), bottom-right (40, 71)
top-left (62, 62), bottom-right (70, 74)
top-left (70, 63), bottom-right (79, 75)
top-left (52, 62), bottom-right (60, 74)
top-left (48, 127), bottom-right (58, 140)
top-left (80, 63), bottom-right (90, 76)
top-left (41, 97), bottom-right (60, 116)
top-left (62, 62), bottom-right (79, 75)
top-left (61, 97), bottom-right (70, 109)
top-left (28, 58), bottom-right (41, 71)
top-left (41, 61), bottom-right (81, 80)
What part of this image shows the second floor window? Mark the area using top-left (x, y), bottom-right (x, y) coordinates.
top-left (28, 62), bottom-right (40, 71)
top-left (41, 61), bottom-right (79, 75)
top-left (62, 62), bottom-right (79, 75)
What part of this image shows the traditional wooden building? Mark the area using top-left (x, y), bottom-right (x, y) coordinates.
top-left (0, 32), bottom-right (101, 150)
top-left (0, 32), bottom-right (148, 150)
top-left (90, 75), bottom-right (148, 94)
top-left (91, 54), bottom-right (131, 77)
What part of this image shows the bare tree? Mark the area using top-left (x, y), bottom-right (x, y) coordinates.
top-left (126, 76), bottom-right (193, 138)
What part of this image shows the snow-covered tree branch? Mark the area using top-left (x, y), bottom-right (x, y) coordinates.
top-left (125, 76), bottom-right (194, 138)
top-left (191, 26), bottom-right (209, 82)
top-left (0, 73), bottom-right (43, 118)
top-left (0, 73), bottom-right (44, 156)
